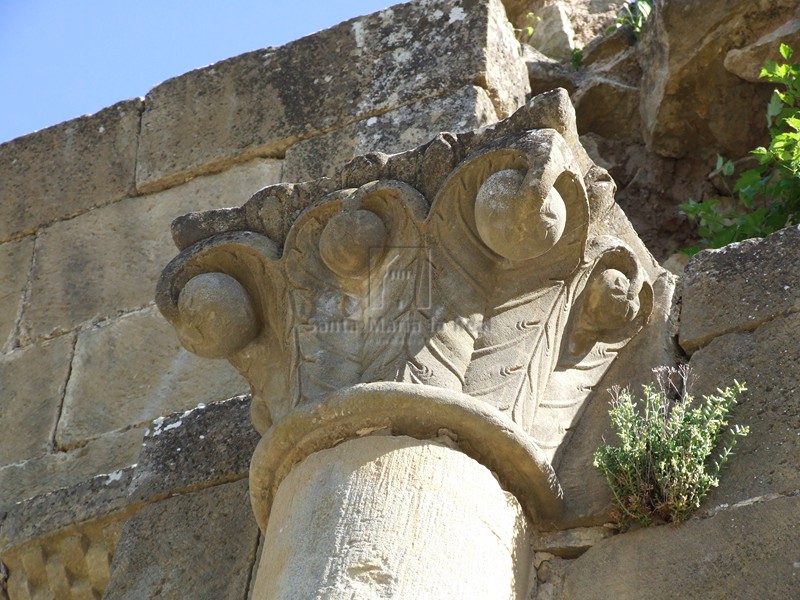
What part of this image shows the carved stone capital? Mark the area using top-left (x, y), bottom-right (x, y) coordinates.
top-left (156, 89), bottom-right (656, 528)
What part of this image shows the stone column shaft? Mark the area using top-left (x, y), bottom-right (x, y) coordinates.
top-left (253, 435), bottom-right (531, 600)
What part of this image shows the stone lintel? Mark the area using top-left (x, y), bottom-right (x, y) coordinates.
top-left (0, 467), bottom-right (135, 551)
top-left (129, 394), bottom-right (259, 503)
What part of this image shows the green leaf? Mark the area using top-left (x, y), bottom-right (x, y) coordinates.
top-left (767, 92), bottom-right (784, 125)
top-left (784, 116), bottom-right (800, 131)
top-left (780, 43), bottom-right (793, 61)
top-left (760, 61), bottom-right (777, 79)
top-left (722, 160), bottom-right (735, 177)
top-left (732, 169), bottom-right (763, 193)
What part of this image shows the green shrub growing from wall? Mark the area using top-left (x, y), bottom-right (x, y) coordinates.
top-left (681, 44), bottom-right (800, 253)
top-left (593, 367), bottom-right (749, 530)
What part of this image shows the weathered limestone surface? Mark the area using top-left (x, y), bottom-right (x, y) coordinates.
top-left (485, 0), bottom-right (532, 113)
top-left (9, 3), bottom-right (800, 599)
top-left (524, 45), bottom-right (577, 97)
top-left (56, 305), bottom-right (247, 449)
top-left (724, 17), bottom-right (800, 82)
top-left (506, 1), bottom-right (625, 47)
top-left (253, 435), bottom-right (532, 600)
top-left (560, 495), bottom-right (800, 599)
top-left (0, 426), bottom-right (143, 513)
top-left (103, 479), bottom-right (259, 600)
top-left (0, 235), bottom-right (33, 350)
top-left (3, 491), bottom-right (130, 600)
top-left (679, 225), bottom-right (800, 354)
top-left (135, 0), bottom-right (528, 192)
top-left (571, 35), bottom-right (643, 144)
top-left (639, 0), bottom-right (795, 157)
top-left (0, 335), bottom-right (73, 465)
top-left (580, 24), bottom-right (636, 69)
top-left (128, 395), bottom-right (258, 503)
top-left (531, 553), bottom-right (571, 600)
top-left (688, 312), bottom-right (800, 508)
top-left (3, 397), bottom-right (261, 598)
top-left (148, 95), bottom-right (679, 600)
top-left (282, 85), bottom-right (499, 182)
top-left (0, 468), bottom-right (134, 549)
top-left (20, 159), bottom-right (281, 342)
top-left (573, 75), bottom-right (640, 142)
top-left (529, 3), bottom-right (575, 61)
top-left (0, 99), bottom-right (142, 242)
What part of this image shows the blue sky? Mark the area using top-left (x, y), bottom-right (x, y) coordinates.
top-left (0, 0), bottom-right (398, 143)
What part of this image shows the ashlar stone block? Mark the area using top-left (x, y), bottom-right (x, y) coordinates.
top-left (679, 225), bottom-right (800, 354)
top-left (688, 311), bottom-right (800, 508)
top-left (103, 479), bottom-right (259, 600)
top-left (128, 395), bottom-right (258, 503)
top-left (638, 0), bottom-right (788, 158)
top-left (20, 159), bottom-right (282, 342)
top-left (135, 0), bottom-right (528, 192)
top-left (561, 495), bottom-right (800, 600)
top-left (0, 235), bottom-right (33, 350)
top-left (56, 305), bottom-right (247, 449)
top-left (0, 99), bottom-right (142, 242)
top-left (283, 85), bottom-right (499, 182)
top-left (0, 334), bottom-right (73, 465)
top-left (0, 426), bottom-right (144, 512)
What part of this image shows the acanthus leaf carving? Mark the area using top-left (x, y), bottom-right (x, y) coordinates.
top-left (156, 90), bottom-right (662, 526)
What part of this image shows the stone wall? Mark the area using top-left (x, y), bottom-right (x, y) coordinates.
top-left (0, 1), bottom-right (529, 598)
top-left (0, 0), bottom-right (527, 510)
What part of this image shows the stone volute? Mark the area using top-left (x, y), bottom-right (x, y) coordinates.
top-left (156, 89), bottom-right (659, 599)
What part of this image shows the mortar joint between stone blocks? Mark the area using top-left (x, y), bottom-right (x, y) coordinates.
top-left (681, 306), bottom-right (800, 356)
top-left (694, 488), bottom-right (800, 521)
top-left (243, 530), bottom-right (262, 599)
top-left (21, 301), bottom-right (157, 352)
top-left (49, 332), bottom-right (78, 454)
top-left (137, 471), bottom-right (251, 509)
top-left (130, 97), bottom-right (146, 198)
top-left (4, 233), bottom-right (38, 354)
